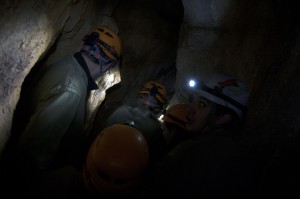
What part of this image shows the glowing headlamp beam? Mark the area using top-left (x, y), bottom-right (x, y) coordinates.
top-left (188, 79), bottom-right (196, 88)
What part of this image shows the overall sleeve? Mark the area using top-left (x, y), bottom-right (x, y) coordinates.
top-left (17, 90), bottom-right (82, 173)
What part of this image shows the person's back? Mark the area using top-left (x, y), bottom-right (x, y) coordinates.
top-left (1, 54), bottom-right (89, 192)
top-left (20, 54), bottom-right (89, 166)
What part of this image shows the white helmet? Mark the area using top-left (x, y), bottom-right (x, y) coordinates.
top-left (188, 73), bottom-right (249, 119)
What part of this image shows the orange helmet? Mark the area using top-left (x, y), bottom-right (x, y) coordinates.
top-left (83, 124), bottom-right (149, 196)
top-left (89, 25), bottom-right (121, 63)
top-left (139, 81), bottom-right (168, 106)
top-left (162, 104), bottom-right (189, 129)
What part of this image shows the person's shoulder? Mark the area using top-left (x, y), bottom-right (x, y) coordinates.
top-left (45, 55), bottom-right (75, 67)
top-left (110, 104), bottom-right (133, 114)
top-left (41, 54), bottom-right (81, 77)
top-left (115, 104), bottom-right (149, 115)
top-left (117, 104), bottom-right (133, 109)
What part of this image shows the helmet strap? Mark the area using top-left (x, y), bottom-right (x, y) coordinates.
top-left (81, 36), bottom-right (118, 77)
top-left (81, 32), bottom-right (120, 75)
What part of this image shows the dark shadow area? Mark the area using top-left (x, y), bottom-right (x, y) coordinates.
top-left (213, 0), bottom-right (300, 198)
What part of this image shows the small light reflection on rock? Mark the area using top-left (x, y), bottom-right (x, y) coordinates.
top-left (85, 66), bottom-right (121, 131)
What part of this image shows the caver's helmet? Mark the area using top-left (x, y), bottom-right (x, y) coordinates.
top-left (82, 25), bottom-right (121, 67)
top-left (83, 124), bottom-right (149, 196)
top-left (139, 81), bottom-right (168, 113)
top-left (162, 104), bottom-right (189, 130)
top-left (188, 73), bottom-right (249, 118)
top-left (91, 26), bottom-right (121, 62)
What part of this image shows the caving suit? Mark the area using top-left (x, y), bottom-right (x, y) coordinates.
top-left (8, 52), bottom-right (98, 184)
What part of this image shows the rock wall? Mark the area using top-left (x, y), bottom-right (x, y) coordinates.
top-left (0, 0), bottom-right (111, 156)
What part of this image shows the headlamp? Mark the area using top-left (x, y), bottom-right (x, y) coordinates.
top-left (188, 79), bottom-right (197, 88)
